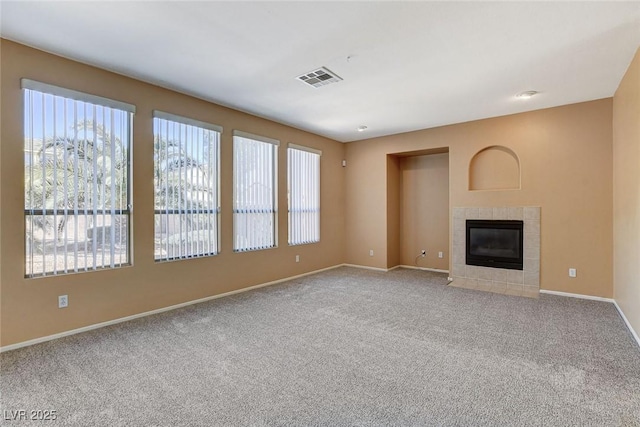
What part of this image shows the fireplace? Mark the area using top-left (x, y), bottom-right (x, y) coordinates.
top-left (451, 207), bottom-right (539, 298)
top-left (466, 220), bottom-right (523, 270)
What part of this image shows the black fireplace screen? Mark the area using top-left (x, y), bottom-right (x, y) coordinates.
top-left (466, 220), bottom-right (523, 270)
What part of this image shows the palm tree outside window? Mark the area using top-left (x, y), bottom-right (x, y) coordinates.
top-left (23, 80), bottom-right (134, 277)
top-left (153, 112), bottom-right (221, 261)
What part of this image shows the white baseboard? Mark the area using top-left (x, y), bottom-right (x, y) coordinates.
top-left (0, 264), bottom-right (344, 353)
top-left (539, 289), bottom-right (614, 303)
top-left (344, 263), bottom-right (449, 274)
top-left (342, 263), bottom-right (390, 272)
top-left (398, 265), bottom-right (449, 274)
top-left (613, 301), bottom-right (640, 348)
top-left (540, 290), bottom-right (639, 348)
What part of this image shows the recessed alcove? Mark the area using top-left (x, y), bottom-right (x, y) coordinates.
top-left (469, 145), bottom-right (521, 191)
top-left (386, 148), bottom-right (450, 270)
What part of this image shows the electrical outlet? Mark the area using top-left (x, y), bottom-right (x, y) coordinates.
top-left (369, 249), bottom-right (374, 257)
top-left (295, 255), bottom-right (300, 263)
top-left (421, 250), bottom-right (426, 257)
top-left (58, 295), bottom-right (68, 308)
top-left (569, 268), bottom-right (577, 278)
top-left (438, 251), bottom-right (443, 258)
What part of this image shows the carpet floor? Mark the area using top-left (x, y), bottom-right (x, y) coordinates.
top-left (1, 267), bottom-right (639, 426)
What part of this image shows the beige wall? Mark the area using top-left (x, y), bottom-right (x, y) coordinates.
top-left (386, 155), bottom-right (401, 268)
top-left (346, 99), bottom-right (614, 297)
top-left (469, 146), bottom-right (520, 191)
top-left (0, 40), bottom-right (346, 346)
top-left (344, 143), bottom-right (386, 266)
top-left (2, 38), bottom-right (633, 348)
top-left (613, 48), bottom-right (640, 337)
top-left (399, 153), bottom-right (450, 270)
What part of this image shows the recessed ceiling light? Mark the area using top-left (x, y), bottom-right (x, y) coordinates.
top-left (357, 126), bottom-right (368, 132)
top-left (516, 90), bottom-right (539, 99)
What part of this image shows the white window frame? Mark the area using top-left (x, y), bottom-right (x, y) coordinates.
top-left (153, 111), bottom-right (222, 262)
top-left (232, 131), bottom-right (279, 252)
top-left (287, 143), bottom-right (321, 246)
top-left (22, 79), bottom-right (135, 277)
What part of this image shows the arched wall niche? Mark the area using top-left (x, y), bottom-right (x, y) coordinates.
top-left (468, 145), bottom-right (521, 191)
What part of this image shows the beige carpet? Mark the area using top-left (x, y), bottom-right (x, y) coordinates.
top-left (1, 267), bottom-right (639, 426)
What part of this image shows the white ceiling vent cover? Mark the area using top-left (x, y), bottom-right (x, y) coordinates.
top-left (296, 67), bottom-right (343, 88)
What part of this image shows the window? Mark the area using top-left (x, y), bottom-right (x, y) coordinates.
top-left (233, 131), bottom-right (278, 251)
top-left (153, 112), bottom-right (221, 261)
top-left (287, 144), bottom-right (321, 245)
top-left (23, 80), bottom-right (134, 277)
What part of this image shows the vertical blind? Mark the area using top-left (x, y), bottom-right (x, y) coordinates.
top-left (233, 131), bottom-right (278, 251)
top-left (22, 80), bottom-right (134, 277)
top-left (153, 112), bottom-right (221, 261)
top-left (288, 144), bottom-right (321, 245)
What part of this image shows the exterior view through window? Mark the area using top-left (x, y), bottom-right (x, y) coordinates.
top-left (153, 113), bottom-right (221, 261)
top-left (233, 131), bottom-right (278, 251)
top-left (287, 144), bottom-right (320, 245)
top-left (23, 80), bottom-right (133, 277)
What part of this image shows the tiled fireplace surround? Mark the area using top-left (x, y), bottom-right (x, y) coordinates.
top-left (450, 207), bottom-right (540, 299)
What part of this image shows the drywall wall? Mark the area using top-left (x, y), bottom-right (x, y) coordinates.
top-left (469, 146), bottom-right (520, 191)
top-left (346, 99), bottom-right (614, 297)
top-left (386, 155), bottom-right (401, 268)
top-left (613, 47), bottom-right (640, 338)
top-left (344, 143), bottom-right (387, 267)
top-left (399, 153), bottom-right (449, 270)
top-left (0, 40), bottom-right (346, 346)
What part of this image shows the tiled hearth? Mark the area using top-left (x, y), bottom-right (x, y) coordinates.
top-left (450, 207), bottom-right (540, 298)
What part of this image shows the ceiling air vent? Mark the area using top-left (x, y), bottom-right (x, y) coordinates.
top-left (296, 67), bottom-right (343, 88)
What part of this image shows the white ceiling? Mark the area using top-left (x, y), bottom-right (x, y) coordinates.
top-left (2, 1), bottom-right (639, 142)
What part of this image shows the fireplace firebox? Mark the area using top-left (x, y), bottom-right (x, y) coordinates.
top-left (466, 220), bottom-right (524, 270)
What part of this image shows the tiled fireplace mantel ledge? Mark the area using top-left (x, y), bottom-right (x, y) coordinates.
top-left (450, 206), bottom-right (540, 299)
